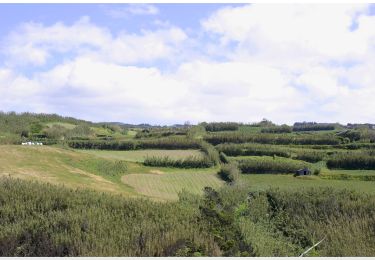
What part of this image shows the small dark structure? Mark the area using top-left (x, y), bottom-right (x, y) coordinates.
top-left (295, 168), bottom-right (311, 176)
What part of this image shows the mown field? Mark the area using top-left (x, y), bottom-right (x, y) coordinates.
top-left (122, 171), bottom-right (223, 201)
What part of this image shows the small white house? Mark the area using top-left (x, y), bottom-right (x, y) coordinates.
top-left (21, 142), bottom-right (43, 146)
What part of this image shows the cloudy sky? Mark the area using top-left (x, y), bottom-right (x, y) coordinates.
top-left (1, 4), bottom-right (375, 125)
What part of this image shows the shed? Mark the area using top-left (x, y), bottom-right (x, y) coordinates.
top-left (295, 168), bottom-right (311, 176)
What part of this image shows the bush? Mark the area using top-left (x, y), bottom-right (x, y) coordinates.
top-left (218, 162), bottom-right (240, 183)
top-left (219, 152), bottom-right (229, 164)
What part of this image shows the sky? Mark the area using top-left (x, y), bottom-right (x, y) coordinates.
top-left (1, 4), bottom-right (375, 125)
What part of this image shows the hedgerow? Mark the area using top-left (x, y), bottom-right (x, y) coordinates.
top-left (237, 157), bottom-right (309, 174)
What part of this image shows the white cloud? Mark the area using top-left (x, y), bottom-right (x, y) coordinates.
top-left (3, 16), bottom-right (186, 67)
top-left (202, 4), bottom-right (373, 58)
top-left (1, 5), bottom-right (375, 124)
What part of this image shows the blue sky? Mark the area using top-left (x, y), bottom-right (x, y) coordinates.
top-left (1, 4), bottom-right (375, 124)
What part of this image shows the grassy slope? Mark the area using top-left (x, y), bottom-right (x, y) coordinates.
top-left (0, 145), bottom-right (135, 196)
top-left (0, 145), bottom-right (223, 201)
top-left (77, 149), bottom-right (205, 162)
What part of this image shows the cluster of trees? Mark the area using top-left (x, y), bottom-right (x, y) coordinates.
top-left (260, 125), bottom-right (292, 133)
top-left (43, 125), bottom-right (94, 140)
top-left (237, 157), bottom-right (309, 174)
top-left (327, 152), bottom-right (375, 170)
top-left (144, 156), bottom-right (214, 168)
top-left (2, 177), bottom-right (374, 256)
top-left (292, 122), bottom-right (336, 132)
top-left (201, 122), bottom-right (240, 132)
top-left (205, 132), bottom-right (341, 146)
top-left (0, 111), bottom-right (91, 135)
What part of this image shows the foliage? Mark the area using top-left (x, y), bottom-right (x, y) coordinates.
top-left (203, 122), bottom-right (240, 132)
top-left (327, 152), bottom-right (375, 170)
top-left (216, 143), bottom-right (291, 158)
top-left (217, 162), bottom-right (240, 183)
top-left (293, 122), bottom-right (336, 132)
top-left (0, 178), bottom-right (217, 256)
top-left (143, 155), bottom-right (214, 168)
top-left (237, 157), bottom-right (309, 174)
top-left (68, 137), bottom-right (201, 150)
top-left (204, 132), bottom-right (341, 146)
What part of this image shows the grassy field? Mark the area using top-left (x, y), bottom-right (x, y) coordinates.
top-left (77, 149), bottom-right (205, 162)
top-left (122, 170), bottom-right (223, 201)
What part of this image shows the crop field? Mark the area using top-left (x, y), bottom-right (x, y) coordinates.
top-left (122, 170), bottom-right (223, 201)
top-left (77, 149), bottom-right (205, 162)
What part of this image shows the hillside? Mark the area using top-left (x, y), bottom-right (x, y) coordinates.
top-left (1, 112), bottom-right (375, 256)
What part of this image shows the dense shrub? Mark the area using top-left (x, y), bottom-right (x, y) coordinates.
top-left (237, 157), bottom-right (309, 174)
top-left (326, 152), bottom-right (375, 170)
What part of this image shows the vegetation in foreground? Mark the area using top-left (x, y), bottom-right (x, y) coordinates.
top-left (0, 177), bottom-right (374, 256)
